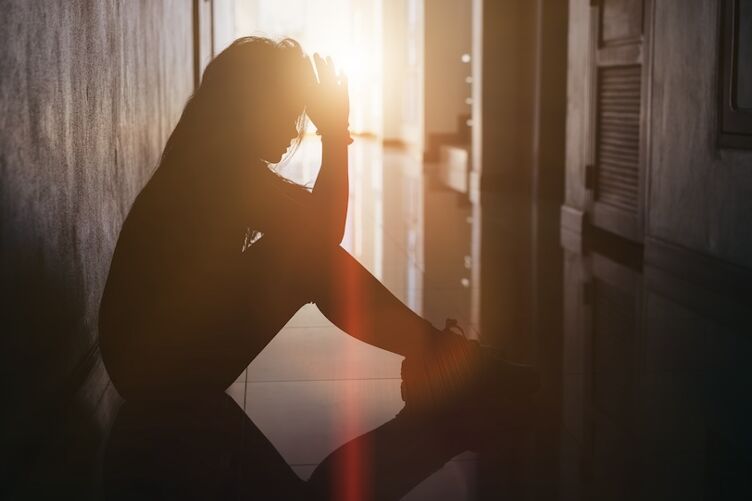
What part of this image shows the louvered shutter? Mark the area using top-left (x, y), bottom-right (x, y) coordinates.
top-left (596, 65), bottom-right (641, 213)
top-left (587, 0), bottom-right (651, 242)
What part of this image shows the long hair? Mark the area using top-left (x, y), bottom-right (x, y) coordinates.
top-left (159, 37), bottom-right (311, 174)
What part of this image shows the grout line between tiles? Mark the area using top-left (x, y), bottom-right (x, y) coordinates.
top-left (287, 457), bottom-right (477, 468)
top-left (245, 376), bottom-right (402, 384)
top-left (243, 369), bottom-right (248, 410)
top-left (279, 325), bottom-right (336, 329)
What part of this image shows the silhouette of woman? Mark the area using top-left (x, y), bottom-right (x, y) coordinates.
top-left (98, 36), bottom-right (536, 404)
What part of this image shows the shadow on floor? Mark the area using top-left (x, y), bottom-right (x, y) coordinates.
top-left (103, 392), bottom-right (538, 501)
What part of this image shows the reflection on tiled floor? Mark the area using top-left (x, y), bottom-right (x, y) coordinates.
top-left (225, 138), bottom-right (479, 499)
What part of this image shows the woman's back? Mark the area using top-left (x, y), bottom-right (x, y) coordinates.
top-left (101, 150), bottom-right (247, 320)
top-left (97, 36), bottom-right (342, 398)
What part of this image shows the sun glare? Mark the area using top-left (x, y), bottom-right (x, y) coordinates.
top-left (234, 0), bottom-right (384, 136)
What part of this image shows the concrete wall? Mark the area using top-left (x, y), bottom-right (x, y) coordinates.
top-left (648, 0), bottom-right (752, 269)
top-left (0, 0), bottom-right (193, 454)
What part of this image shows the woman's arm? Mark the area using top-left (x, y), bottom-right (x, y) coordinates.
top-left (245, 54), bottom-right (351, 246)
top-left (248, 149), bottom-right (347, 247)
top-left (311, 135), bottom-right (349, 244)
top-left (307, 53), bottom-right (351, 243)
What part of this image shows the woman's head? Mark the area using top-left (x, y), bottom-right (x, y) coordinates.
top-left (175, 36), bottom-right (314, 166)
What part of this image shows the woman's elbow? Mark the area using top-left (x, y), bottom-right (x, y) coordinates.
top-left (320, 223), bottom-right (345, 248)
top-left (285, 220), bottom-right (342, 251)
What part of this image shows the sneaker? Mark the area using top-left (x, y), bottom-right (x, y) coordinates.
top-left (400, 319), bottom-right (540, 414)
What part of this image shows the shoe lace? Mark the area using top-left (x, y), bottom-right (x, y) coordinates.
top-left (444, 318), bottom-right (466, 338)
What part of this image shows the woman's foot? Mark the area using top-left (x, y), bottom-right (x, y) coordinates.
top-left (400, 320), bottom-right (540, 414)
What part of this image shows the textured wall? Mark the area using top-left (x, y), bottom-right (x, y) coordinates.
top-left (0, 0), bottom-right (193, 450)
top-left (649, 0), bottom-right (752, 268)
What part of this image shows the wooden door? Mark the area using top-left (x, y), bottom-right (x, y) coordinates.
top-left (586, 0), bottom-right (652, 242)
top-left (581, 252), bottom-right (644, 496)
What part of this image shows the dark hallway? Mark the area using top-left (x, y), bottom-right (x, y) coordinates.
top-left (2, 1), bottom-right (751, 500)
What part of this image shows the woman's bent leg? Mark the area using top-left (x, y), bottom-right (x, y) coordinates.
top-left (102, 235), bottom-right (318, 399)
top-left (156, 237), bottom-right (442, 392)
top-left (307, 244), bottom-right (440, 358)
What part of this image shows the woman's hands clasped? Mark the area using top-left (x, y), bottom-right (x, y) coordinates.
top-left (306, 53), bottom-right (350, 139)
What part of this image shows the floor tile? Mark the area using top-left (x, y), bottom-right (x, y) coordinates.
top-left (246, 326), bottom-right (403, 382)
top-left (290, 464), bottom-right (317, 481)
top-left (244, 379), bottom-right (403, 467)
top-left (233, 368), bottom-right (247, 384)
top-left (225, 382), bottom-right (246, 408)
top-left (283, 303), bottom-right (333, 328)
top-left (402, 460), bottom-right (478, 501)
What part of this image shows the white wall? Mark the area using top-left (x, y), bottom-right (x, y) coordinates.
top-left (213, 0), bottom-right (237, 54)
top-left (424, 0), bottom-right (472, 142)
top-left (382, 0), bottom-right (425, 148)
top-left (382, 0), bottom-right (408, 140)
